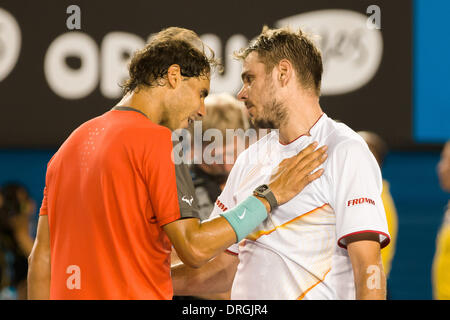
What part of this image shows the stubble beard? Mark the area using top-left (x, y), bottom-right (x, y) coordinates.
top-left (252, 80), bottom-right (288, 130)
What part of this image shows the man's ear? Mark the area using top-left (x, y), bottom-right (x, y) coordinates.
top-left (167, 64), bottom-right (182, 89)
top-left (277, 59), bottom-right (293, 87)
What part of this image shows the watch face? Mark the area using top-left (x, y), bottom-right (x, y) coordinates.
top-left (256, 184), bottom-right (269, 193)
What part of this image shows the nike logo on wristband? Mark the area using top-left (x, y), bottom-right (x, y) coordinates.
top-left (238, 208), bottom-right (247, 220)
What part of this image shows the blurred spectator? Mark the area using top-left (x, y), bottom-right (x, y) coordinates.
top-left (191, 93), bottom-right (250, 220)
top-left (0, 183), bottom-right (35, 300)
top-left (432, 141), bottom-right (450, 300)
top-left (358, 131), bottom-right (398, 279)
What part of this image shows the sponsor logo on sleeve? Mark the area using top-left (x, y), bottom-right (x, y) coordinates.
top-left (181, 195), bottom-right (194, 206)
top-left (216, 199), bottom-right (228, 212)
top-left (347, 197), bottom-right (376, 207)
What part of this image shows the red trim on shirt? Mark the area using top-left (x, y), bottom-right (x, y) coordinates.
top-left (279, 113), bottom-right (325, 146)
top-left (337, 230), bottom-right (391, 249)
top-left (225, 249), bottom-right (238, 256)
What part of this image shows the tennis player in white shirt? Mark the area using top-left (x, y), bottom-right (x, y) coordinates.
top-left (172, 26), bottom-right (390, 300)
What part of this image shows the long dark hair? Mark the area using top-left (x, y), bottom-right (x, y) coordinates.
top-left (121, 27), bottom-right (219, 94)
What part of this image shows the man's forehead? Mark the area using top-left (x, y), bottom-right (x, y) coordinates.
top-left (200, 76), bottom-right (210, 90)
top-left (242, 52), bottom-right (266, 73)
top-left (197, 76), bottom-right (211, 95)
top-left (184, 75), bottom-right (210, 96)
top-left (243, 51), bottom-right (259, 65)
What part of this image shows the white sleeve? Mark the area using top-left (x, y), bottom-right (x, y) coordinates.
top-left (330, 139), bottom-right (390, 249)
top-left (209, 167), bottom-right (238, 219)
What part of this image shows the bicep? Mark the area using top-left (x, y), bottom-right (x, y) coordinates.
top-left (145, 134), bottom-right (201, 225)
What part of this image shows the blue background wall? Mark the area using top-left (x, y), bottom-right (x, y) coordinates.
top-left (414, 0), bottom-right (450, 142)
top-left (383, 152), bottom-right (448, 299)
top-left (0, 150), bottom-right (448, 299)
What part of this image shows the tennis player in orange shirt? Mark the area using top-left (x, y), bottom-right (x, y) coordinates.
top-left (27, 27), bottom-right (327, 299)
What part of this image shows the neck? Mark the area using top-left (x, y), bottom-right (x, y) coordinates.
top-left (115, 89), bottom-right (164, 124)
top-left (278, 93), bottom-right (323, 145)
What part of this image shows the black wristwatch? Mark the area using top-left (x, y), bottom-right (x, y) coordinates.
top-left (253, 184), bottom-right (278, 212)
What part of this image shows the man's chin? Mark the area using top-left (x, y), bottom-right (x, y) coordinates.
top-left (178, 117), bottom-right (194, 130)
top-left (252, 118), bottom-right (277, 130)
top-left (179, 120), bottom-right (192, 130)
top-left (157, 119), bottom-right (189, 131)
top-left (158, 122), bottom-right (174, 131)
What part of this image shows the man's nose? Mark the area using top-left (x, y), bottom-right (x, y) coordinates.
top-left (237, 85), bottom-right (247, 101)
top-left (197, 101), bottom-right (206, 118)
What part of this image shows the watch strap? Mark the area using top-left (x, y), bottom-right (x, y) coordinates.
top-left (254, 184), bottom-right (278, 211)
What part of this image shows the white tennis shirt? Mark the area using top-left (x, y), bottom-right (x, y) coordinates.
top-left (210, 113), bottom-right (390, 300)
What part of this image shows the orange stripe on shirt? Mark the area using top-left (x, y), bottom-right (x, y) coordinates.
top-left (246, 203), bottom-right (330, 241)
top-left (297, 268), bottom-right (332, 300)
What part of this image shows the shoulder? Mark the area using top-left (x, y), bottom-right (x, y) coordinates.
top-left (104, 109), bottom-right (173, 137)
top-left (320, 119), bottom-right (379, 176)
top-left (144, 124), bottom-right (173, 140)
top-left (125, 115), bottom-right (172, 136)
top-left (246, 130), bottom-right (277, 152)
top-left (125, 121), bottom-right (174, 147)
top-left (321, 119), bottom-right (370, 159)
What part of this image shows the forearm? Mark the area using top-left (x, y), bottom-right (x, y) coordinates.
top-left (27, 252), bottom-right (51, 299)
top-left (188, 196), bottom-right (271, 264)
top-left (354, 263), bottom-right (387, 300)
top-left (346, 234), bottom-right (387, 300)
top-left (166, 196), bottom-right (270, 268)
top-left (183, 216), bottom-right (237, 266)
top-left (172, 252), bottom-right (237, 296)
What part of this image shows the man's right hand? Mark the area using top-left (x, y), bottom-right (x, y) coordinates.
top-left (268, 142), bottom-right (327, 207)
top-left (165, 142), bottom-right (327, 269)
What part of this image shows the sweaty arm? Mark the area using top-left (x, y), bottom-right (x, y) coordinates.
top-left (171, 250), bottom-right (239, 296)
top-left (347, 233), bottom-right (386, 300)
top-left (28, 215), bottom-right (51, 299)
top-left (164, 142), bottom-right (328, 268)
top-left (331, 139), bottom-right (391, 300)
